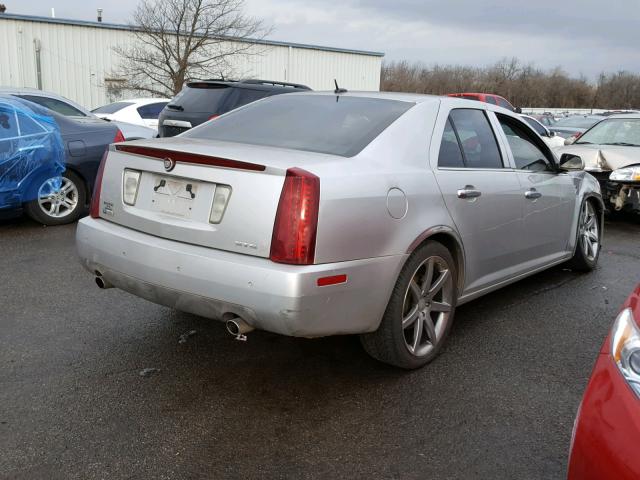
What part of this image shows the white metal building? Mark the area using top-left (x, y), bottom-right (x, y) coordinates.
top-left (0, 13), bottom-right (383, 109)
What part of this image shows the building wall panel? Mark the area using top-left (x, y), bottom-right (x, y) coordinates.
top-left (0, 15), bottom-right (382, 109)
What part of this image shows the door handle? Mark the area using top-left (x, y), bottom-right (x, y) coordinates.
top-left (457, 186), bottom-right (482, 199)
top-left (525, 189), bottom-right (542, 200)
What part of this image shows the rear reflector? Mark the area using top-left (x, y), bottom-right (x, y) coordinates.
top-left (90, 150), bottom-right (108, 218)
top-left (317, 274), bottom-right (347, 287)
top-left (270, 168), bottom-right (320, 265)
top-left (115, 145), bottom-right (265, 172)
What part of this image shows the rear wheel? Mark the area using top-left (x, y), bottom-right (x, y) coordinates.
top-left (568, 200), bottom-right (600, 272)
top-left (360, 241), bottom-right (457, 369)
top-left (24, 171), bottom-right (86, 225)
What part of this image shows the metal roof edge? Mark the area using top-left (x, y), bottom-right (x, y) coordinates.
top-left (0, 12), bottom-right (385, 57)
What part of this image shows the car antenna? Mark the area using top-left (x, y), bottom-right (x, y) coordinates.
top-left (334, 79), bottom-right (347, 94)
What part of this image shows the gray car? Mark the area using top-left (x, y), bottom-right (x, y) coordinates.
top-left (76, 92), bottom-right (603, 369)
top-left (0, 87), bottom-right (157, 141)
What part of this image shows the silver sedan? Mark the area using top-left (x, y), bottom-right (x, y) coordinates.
top-left (76, 92), bottom-right (603, 369)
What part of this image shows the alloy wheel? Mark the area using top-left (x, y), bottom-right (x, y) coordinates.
top-left (580, 202), bottom-right (599, 261)
top-left (402, 256), bottom-right (454, 357)
top-left (37, 176), bottom-right (79, 219)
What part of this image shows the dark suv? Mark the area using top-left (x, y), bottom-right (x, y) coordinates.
top-left (158, 79), bottom-right (311, 137)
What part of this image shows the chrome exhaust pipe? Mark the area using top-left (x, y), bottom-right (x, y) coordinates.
top-left (226, 317), bottom-right (254, 341)
top-left (94, 272), bottom-right (113, 289)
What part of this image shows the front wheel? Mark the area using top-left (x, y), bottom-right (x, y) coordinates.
top-left (360, 241), bottom-right (457, 369)
top-left (568, 200), bottom-right (601, 272)
top-left (24, 171), bottom-right (86, 225)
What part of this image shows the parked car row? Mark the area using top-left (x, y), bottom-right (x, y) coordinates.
top-left (2, 82), bottom-right (638, 476)
top-left (0, 94), bottom-right (124, 224)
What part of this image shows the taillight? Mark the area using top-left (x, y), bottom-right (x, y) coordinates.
top-left (90, 150), bottom-right (108, 218)
top-left (113, 129), bottom-right (125, 143)
top-left (270, 168), bottom-right (320, 265)
top-left (208, 114), bottom-right (219, 121)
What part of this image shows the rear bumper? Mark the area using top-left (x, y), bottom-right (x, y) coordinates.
top-left (76, 217), bottom-right (406, 337)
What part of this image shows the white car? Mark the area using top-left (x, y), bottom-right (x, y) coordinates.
top-left (521, 115), bottom-right (565, 148)
top-left (93, 98), bottom-right (170, 130)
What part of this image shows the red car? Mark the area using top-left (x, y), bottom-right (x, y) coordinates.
top-left (447, 92), bottom-right (518, 112)
top-left (568, 285), bottom-right (640, 479)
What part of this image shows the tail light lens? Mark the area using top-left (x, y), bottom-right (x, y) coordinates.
top-left (270, 168), bottom-right (320, 265)
top-left (122, 169), bottom-right (141, 206)
top-left (208, 114), bottom-right (220, 121)
top-left (113, 129), bottom-right (125, 143)
top-left (90, 150), bottom-right (108, 218)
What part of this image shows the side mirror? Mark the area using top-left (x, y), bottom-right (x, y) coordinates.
top-left (515, 107), bottom-right (523, 114)
top-left (558, 153), bottom-right (584, 171)
top-left (548, 130), bottom-right (556, 138)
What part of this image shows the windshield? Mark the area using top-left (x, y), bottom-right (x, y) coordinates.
top-left (577, 118), bottom-right (640, 146)
top-left (553, 116), bottom-right (602, 129)
top-left (92, 102), bottom-right (134, 114)
top-left (184, 95), bottom-right (414, 157)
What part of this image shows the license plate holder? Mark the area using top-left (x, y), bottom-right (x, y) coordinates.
top-left (151, 177), bottom-right (199, 218)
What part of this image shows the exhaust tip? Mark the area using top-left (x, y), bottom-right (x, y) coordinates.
top-left (94, 273), bottom-right (113, 289)
top-left (95, 276), bottom-right (106, 289)
top-left (226, 319), bottom-right (241, 336)
top-left (225, 317), bottom-right (254, 339)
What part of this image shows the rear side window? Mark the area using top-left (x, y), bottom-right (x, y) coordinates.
top-left (498, 115), bottom-right (554, 172)
top-left (137, 102), bottom-right (168, 119)
top-left (92, 101), bottom-right (133, 114)
top-left (184, 95), bottom-right (413, 157)
top-left (170, 84), bottom-right (229, 113)
top-left (449, 109), bottom-right (503, 169)
top-left (438, 118), bottom-right (465, 168)
top-left (0, 106), bottom-right (19, 139)
top-left (17, 95), bottom-right (86, 117)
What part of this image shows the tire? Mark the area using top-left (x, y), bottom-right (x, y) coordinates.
top-left (360, 241), bottom-right (458, 369)
top-left (567, 199), bottom-right (601, 272)
top-left (24, 170), bottom-right (86, 226)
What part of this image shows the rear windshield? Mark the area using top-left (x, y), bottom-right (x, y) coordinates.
top-left (169, 83), bottom-right (230, 113)
top-left (92, 102), bottom-right (134, 114)
top-left (184, 95), bottom-right (414, 157)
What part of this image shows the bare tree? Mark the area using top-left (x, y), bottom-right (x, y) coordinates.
top-left (381, 59), bottom-right (640, 109)
top-left (111, 0), bottom-right (270, 97)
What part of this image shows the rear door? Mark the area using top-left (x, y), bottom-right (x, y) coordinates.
top-left (494, 113), bottom-right (576, 263)
top-left (431, 107), bottom-right (524, 294)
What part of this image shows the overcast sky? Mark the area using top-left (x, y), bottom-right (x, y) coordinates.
top-left (12, 0), bottom-right (640, 78)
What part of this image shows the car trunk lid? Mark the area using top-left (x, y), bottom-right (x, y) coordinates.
top-left (95, 138), bottom-right (332, 258)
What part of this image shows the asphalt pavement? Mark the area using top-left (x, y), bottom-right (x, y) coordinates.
top-left (1, 216), bottom-right (639, 479)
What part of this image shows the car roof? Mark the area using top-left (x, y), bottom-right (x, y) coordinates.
top-left (187, 79), bottom-right (311, 91)
top-left (108, 98), bottom-right (171, 105)
top-left (287, 90), bottom-right (523, 114)
top-left (0, 86), bottom-right (93, 115)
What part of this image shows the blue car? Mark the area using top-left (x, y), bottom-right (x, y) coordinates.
top-left (0, 95), bottom-right (122, 225)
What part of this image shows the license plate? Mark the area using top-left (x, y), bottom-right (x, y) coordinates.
top-left (151, 177), bottom-right (199, 218)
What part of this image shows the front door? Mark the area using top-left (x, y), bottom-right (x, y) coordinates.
top-left (432, 108), bottom-right (525, 294)
top-left (495, 114), bottom-right (577, 264)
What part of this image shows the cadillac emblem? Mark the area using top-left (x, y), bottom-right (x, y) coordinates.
top-left (164, 157), bottom-right (176, 172)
